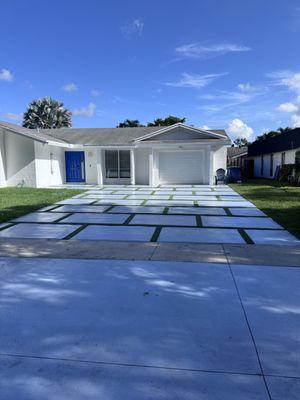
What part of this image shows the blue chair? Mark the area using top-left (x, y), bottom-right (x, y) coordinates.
top-left (215, 168), bottom-right (226, 185)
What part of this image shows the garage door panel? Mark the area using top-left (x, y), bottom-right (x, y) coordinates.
top-left (158, 151), bottom-right (206, 184)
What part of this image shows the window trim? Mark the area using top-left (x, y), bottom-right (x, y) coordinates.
top-left (105, 150), bottom-right (131, 179)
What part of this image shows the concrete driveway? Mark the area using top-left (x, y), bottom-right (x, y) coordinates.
top-left (0, 184), bottom-right (298, 245)
top-left (0, 185), bottom-right (299, 399)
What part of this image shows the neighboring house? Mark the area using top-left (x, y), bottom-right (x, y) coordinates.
top-left (0, 121), bottom-right (230, 187)
top-left (247, 128), bottom-right (300, 179)
top-left (227, 146), bottom-right (248, 168)
top-left (227, 145), bottom-right (255, 178)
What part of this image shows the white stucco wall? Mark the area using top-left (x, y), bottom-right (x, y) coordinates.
top-left (84, 147), bottom-right (98, 184)
top-left (5, 131), bottom-right (37, 187)
top-left (211, 145), bottom-right (227, 184)
top-left (0, 130), bottom-right (6, 187)
top-left (135, 148), bottom-right (150, 185)
top-left (34, 142), bottom-right (65, 187)
top-left (251, 148), bottom-right (298, 178)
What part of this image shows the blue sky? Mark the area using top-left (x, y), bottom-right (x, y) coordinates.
top-left (1, 0), bottom-right (300, 141)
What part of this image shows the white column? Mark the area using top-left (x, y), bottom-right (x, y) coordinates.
top-left (209, 146), bottom-right (214, 185)
top-left (97, 149), bottom-right (104, 185)
top-left (152, 149), bottom-right (159, 186)
top-left (130, 149), bottom-right (136, 185)
top-left (149, 149), bottom-right (153, 186)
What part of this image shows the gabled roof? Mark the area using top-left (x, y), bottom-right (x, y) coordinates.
top-left (227, 146), bottom-right (248, 158)
top-left (248, 128), bottom-right (300, 156)
top-left (0, 120), bottom-right (69, 145)
top-left (134, 123), bottom-right (228, 141)
top-left (0, 120), bottom-right (229, 146)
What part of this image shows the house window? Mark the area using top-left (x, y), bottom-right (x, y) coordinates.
top-left (281, 152), bottom-right (286, 165)
top-left (261, 155), bottom-right (264, 175)
top-left (105, 150), bottom-right (131, 179)
top-left (270, 154), bottom-right (274, 177)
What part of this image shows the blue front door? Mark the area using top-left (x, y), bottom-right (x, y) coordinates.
top-left (65, 151), bottom-right (85, 182)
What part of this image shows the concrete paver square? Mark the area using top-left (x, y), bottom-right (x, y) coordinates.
top-left (158, 228), bottom-right (245, 244)
top-left (109, 206), bottom-right (165, 214)
top-left (152, 191), bottom-right (174, 196)
top-left (72, 225), bottom-right (155, 241)
top-left (202, 216), bottom-right (283, 229)
top-left (199, 201), bottom-right (255, 208)
top-left (171, 191), bottom-right (194, 195)
top-left (0, 223), bottom-right (78, 239)
top-left (174, 195), bottom-right (218, 201)
top-left (232, 265), bottom-right (300, 377)
top-left (127, 195), bottom-right (171, 200)
top-left (84, 194), bottom-right (126, 199)
top-left (130, 214), bottom-right (197, 226)
top-left (59, 213), bottom-right (130, 225)
top-left (245, 229), bottom-right (300, 245)
top-left (0, 257), bottom-right (260, 373)
top-left (266, 376), bottom-right (300, 400)
top-left (168, 207), bottom-right (227, 215)
top-left (37, 205), bottom-right (58, 212)
top-left (146, 200), bottom-right (195, 206)
top-left (50, 205), bottom-right (110, 213)
top-left (96, 199), bottom-right (144, 206)
top-left (57, 198), bottom-right (95, 205)
top-left (12, 212), bottom-right (69, 223)
top-left (193, 192), bottom-right (220, 197)
top-left (85, 190), bottom-right (114, 195)
top-left (229, 208), bottom-right (266, 217)
top-left (0, 355), bottom-right (269, 400)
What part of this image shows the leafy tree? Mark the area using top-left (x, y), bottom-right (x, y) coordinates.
top-left (256, 127), bottom-right (291, 142)
top-left (23, 97), bottom-right (72, 129)
top-left (117, 119), bottom-right (144, 128)
top-left (234, 137), bottom-right (249, 147)
top-left (147, 115), bottom-right (186, 127)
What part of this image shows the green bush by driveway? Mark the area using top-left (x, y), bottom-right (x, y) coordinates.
top-left (230, 179), bottom-right (300, 239)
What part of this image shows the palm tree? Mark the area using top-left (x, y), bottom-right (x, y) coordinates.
top-left (23, 97), bottom-right (72, 129)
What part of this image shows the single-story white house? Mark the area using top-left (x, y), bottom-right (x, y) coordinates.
top-left (0, 121), bottom-right (231, 187)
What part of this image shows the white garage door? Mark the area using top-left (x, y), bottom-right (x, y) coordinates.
top-left (158, 151), bottom-right (207, 184)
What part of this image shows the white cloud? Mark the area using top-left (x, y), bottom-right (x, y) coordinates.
top-left (227, 118), bottom-right (254, 141)
top-left (282, 72), bottom-right (300, 94)
top-left (165, 72), bottom-right (227, 88)
top-left (268, 70), bottom-right (300, 94)
top-left (3, 112), bottom-right (22, 122)
top-left (175, 43), bottom-right (251, 59)
top-left (121, 19), bottom-right (144, 37)
top-left (201, 125), bottom-right (210, 130)
top-left (90, 89), bottom-right (102, 97)
top-left (73, 103), bottom-right (96, 117)
top-left (62, 82), bottom-right (78, 92)
top-left (0, 68), bottom-right (13, 82)
top-left (271, 71), bottom-right (300, 127)
top-left (291, 114), bottom-right (300, 127)
top-left (237, 83), bottom-right (257, 92)
top-left (277, 102), bottom-right (299, 113)
top-left (200, 90), bottom-right (252, 104)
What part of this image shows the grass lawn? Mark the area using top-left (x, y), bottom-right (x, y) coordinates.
top-left (0, 187), bottom-right (85, 223)
top-left (230, 179), bottom-right (300, 239)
